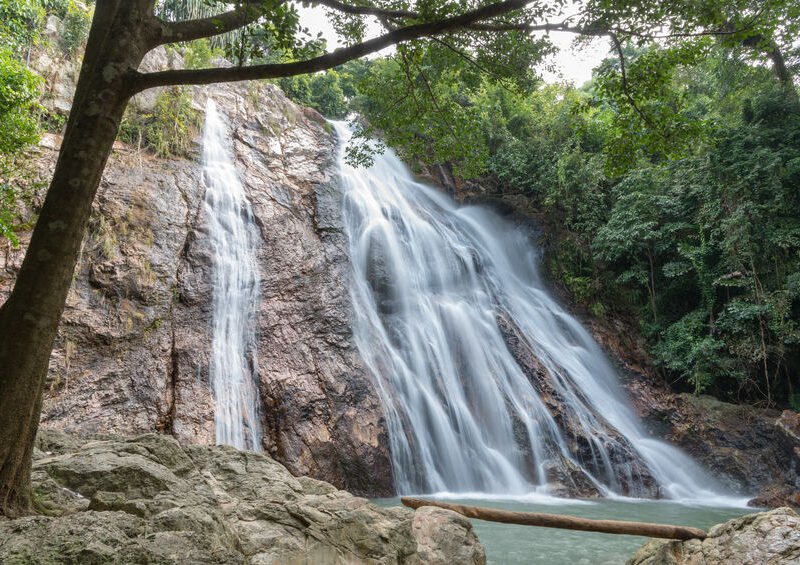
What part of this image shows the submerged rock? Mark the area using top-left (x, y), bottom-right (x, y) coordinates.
top-left (0, 432), bottom-right (484, 564)
top-left (627, 507), bottom-right (800, 565)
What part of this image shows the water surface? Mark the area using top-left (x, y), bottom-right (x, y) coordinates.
top-left (375, 496), bottom-right (754, 564)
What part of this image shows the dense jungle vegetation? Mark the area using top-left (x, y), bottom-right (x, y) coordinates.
top-left (2, 0), bottom-right (799, 409)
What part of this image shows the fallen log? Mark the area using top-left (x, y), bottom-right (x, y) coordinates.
top-left (401, 497), bottom-right (707, 540)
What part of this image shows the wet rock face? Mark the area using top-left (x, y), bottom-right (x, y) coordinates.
top-left (749, 411), bottom-right (800, 507)
top-left (230, 88), bottom-right (395, 496)
top-left (1, 139), bottom-right (206, 440)
top-left (0, 432), bottom-right (484, 564)
top-left (584, 314), bottom-right (800, 505)
top-left (1, 75), bottom-right (393, 495)
top-left (496, 314), bottom-right (659, 498)
top-left (632, 391), bottom-right (800, 505)
top-left (627, 507), bottom-right (800, 565)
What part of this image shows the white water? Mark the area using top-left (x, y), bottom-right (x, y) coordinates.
top-left (203, 99), bottom-right (262, 451)
top-left (336, 121), bottom-right (739, 503)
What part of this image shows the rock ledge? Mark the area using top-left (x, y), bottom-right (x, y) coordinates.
top-left (0, 432), bottom-right (485, 564)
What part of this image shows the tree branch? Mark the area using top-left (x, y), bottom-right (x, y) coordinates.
top-left (429, 36), bottom-right (513, 90)
top-left (468, 19), bottom-right (763, 41)
top-left (402, 498), bottom-right (708, 541)
top-left (313, 0), bottom-right (418, 20)
top-left (132, 0), bottom-right (534, 93)
top-left (156, 1), bottom-right (277, 45)
top-left (466, 21), bottom-right (587, 34)
top-left (397, 45), bottom-right (423, 113)
top-left (609, 32), bottom-right (660, 132)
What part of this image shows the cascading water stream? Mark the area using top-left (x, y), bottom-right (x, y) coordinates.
top-left (202, 99), bottom-right (262, 451)
top-left (335, 121), bottom-right (729, 502)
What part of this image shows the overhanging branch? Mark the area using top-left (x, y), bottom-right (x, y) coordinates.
top-left (467, 21), bottom-right (586, 34)
top-left (132, 0), bottom-right (534, 93)
top-left (430, 37), bottom-right (511, 87)
top-left (609, 32), bottom-right (659, 132)
top-left (313, 0), bottom-right (418, 20)
top-left (156, 0), bottom-right (278, 45)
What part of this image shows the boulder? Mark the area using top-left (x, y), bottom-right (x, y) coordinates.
top-left (411, 506), bottom-right (487, 564)
top-left (627, 507), bottom-right (800, 565)
top-left (0, 432), bottom-right (484, 565)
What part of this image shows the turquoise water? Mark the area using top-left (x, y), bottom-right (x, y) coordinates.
top-left (374, 496), bottom-right (755, 564)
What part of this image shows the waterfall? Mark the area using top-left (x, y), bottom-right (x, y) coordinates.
top-left (335, 121), bottom-right (725, 501)
top-left (202, 99), bottom-right (262, 451)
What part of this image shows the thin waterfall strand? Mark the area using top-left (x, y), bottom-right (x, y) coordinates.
top-left (203, 99), bottom-right (262, 451)
top-left (335, 121), bottom-right (731, 502)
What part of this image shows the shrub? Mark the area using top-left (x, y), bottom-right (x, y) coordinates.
top-left (0, 0), bottom-right (44, 51)
top-left (278, 71), bottom-right (349, 118)
top-left (184, 39), bottom-right (215, 69)
top-left (0, 49), bottom-right (42, 154)
top-left (119, 87), bottom-right (201, 158)
top-left (40, 0), bottom-right (69, 18)
top-left (61, 0), bottom-right (91, 56)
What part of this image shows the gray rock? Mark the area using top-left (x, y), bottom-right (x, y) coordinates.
top-left (131, 45), bottom-right (186, 113)
top-left (627, 507), bottom-right (800, 565)
top-left (411, 506), bottom-right (486, 564)
top-left (0, 434), bottom-right (485, 565)
top-left (43, 15), bottom-right (63, 42)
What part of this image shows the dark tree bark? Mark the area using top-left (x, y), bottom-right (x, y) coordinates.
top-left (0, 0), bottom-right (156, 517)
top-left (740, 32), bottom-right (796, 93)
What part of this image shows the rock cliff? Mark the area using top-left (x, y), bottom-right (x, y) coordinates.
top-left (591, 313), bottom-right (800, 506)
top-left (0, 431), bottom-right (484, 564)
top-left (1, 46), bottom-right (392, 496)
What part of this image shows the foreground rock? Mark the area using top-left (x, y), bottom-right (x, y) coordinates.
top-left (0, 432), bottom-right (484, 564)
top-left (627, 507), bottom-right (800, 565)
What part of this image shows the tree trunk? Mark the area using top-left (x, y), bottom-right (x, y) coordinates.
top-left (739, 31), bottom-right (797, 97)
top-left (0, 0), bottom-right (154, 517)
top-left (401, 497), bottom-right (708, 541)
top-left (763, 41), bottom-right (796, 97)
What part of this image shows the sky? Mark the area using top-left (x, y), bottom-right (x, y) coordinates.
top-left (296, 5), bottom-right (612, 86)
